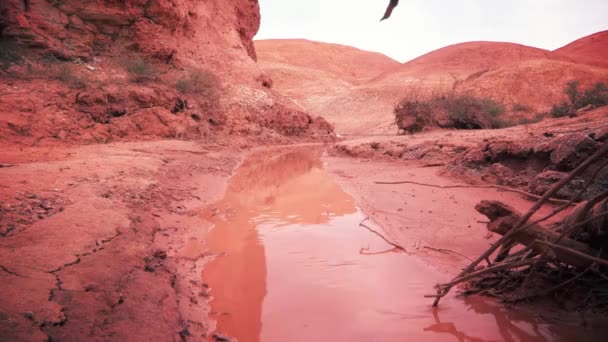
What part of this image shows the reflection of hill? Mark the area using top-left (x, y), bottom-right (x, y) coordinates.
top-left (201, 148), bottom-right (358, 341)
top-left (225, 148), bottom-right (357, 225)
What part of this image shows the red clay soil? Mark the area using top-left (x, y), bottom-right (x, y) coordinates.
top-left (2, 1), bottom-right (608, 340)
top-left (0, 141), bottom-right (242, 341)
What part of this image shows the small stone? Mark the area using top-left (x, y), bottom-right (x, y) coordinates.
top-left (24, 312), bottom-right (34, 320)
top-left (83, 283), bottom-right (99, 291)
top-left (86, 65), bottom-right (95, 71)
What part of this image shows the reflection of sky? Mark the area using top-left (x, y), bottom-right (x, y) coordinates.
top-left (256, 0), bottom-right (608, 62)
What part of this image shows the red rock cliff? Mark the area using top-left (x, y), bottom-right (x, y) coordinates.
top-left (0, 0), bottom-right (333, 145)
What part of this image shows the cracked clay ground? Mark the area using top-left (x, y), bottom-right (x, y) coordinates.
top-left (0, 140), bottom-right (241, 341)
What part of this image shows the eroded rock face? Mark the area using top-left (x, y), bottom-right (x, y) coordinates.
top-left (0, 1), bottom-right (334, 144)
top-left (0, 0), bottom-right (260, 64)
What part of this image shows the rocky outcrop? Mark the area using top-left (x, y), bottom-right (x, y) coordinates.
top-left (0, 0), bottom-right (260, 67)
top-left (0, 1), bottom-right (334, 145)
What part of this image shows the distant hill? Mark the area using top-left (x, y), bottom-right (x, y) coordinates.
top-left (552, 31), bottom-right (608, 68)
top-left (255, 33), bottom-right (608, 135)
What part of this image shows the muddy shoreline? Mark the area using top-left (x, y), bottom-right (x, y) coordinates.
top-left (0, 141), bottom-right (242, 341)
top-left (2, 141), bottom-right (607, 341)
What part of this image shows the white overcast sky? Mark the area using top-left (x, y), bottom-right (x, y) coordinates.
top-left (255, 0), bottom-right (608, 62)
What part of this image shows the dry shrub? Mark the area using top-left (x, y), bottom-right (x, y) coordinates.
top-left (53, 64), bottom-right (86, 89)
top-left (176, 70), bottom-right (220, 99)
top-left (0, 40), bottom-right (22, 70)
top-left (394, 92), bottom-right (508, 133)
top-left (551, 81), bottom-right (608, 118)
top-left (123, 56), bottom-right (159, 82)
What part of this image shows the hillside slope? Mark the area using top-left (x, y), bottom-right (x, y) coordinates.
top-left (553, 30), bottom-right (608, 68)
top-left (255, 39), bottom-right (401, 83)
top-left (257, 36), bottom-right (608, 135)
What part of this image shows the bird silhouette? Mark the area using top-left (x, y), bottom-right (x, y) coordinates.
top-left (381, 0), bottom-right (399, 21)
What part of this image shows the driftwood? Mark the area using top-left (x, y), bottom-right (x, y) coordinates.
top-left (476, 200), bottom-right (607, 268)
top-left (429, 142), bottom-right (608, 306)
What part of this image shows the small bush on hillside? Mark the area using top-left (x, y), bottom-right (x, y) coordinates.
top-left (0, 40), bottom-right (23, 70)
top-left (53, 64), bottom-right (86, 89)
top-left (551, 81), bottom-right (608, 118)
top-left (124, 56), bottom-right (159, 82)
top-left (445, 96), bottom-right (505, 129)
top-left (512, 103), bottom-right (532, 112)
top-left (550, 102), bottom-right (572, 118)
top-left (580, 82), bottom-right (608, 108)
top-left (394, 100), bottom-right (433, 133)
top-left (394, 94), bottom-right (507, 133)
top-left (176, 70), bottom-right (220, 99)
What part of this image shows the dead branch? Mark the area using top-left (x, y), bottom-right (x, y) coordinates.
top-left (359, 218), bottom-right (406, 252)
top-left (374, 180), bottom-right (572, 205)
top-left (431, 142), bottom-right (608, 306)
top-left (423, 246), bottom-right (474, 261)
top-left (0, 163), bottom-right (16, 168)
top-left (430, 259), bottom-right (538, 294)
top-left (512, 262), bottom-right (596, 302)
top-left (534, 241), bottom-right (608, 268)
top-left (477, 201), bottom-right (607, 268)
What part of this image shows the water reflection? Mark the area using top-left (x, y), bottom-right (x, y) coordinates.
top-left (200, 147), bottom-right (601, 342)
top-left (202, 147), bottom-right (357, 341)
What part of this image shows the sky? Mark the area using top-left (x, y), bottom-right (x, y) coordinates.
top-left (255, 0), bottom-right (608, 62)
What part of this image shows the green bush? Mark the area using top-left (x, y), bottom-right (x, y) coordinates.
top-left (552, 81), bottom-right (608, 117)
top-left (394, 94), bottom-right (507, 132)
top-left (550, 102), bottom-right (572, 118)
top-left (580, 82), bottom-right (608, 108)
top-left (124, 57), bottom-right (158, 82)
top-left (442, 96), bottom-right (505, 129)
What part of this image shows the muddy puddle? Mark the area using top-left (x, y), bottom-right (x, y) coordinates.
top-left (201, 148), bottom-right (597, 342)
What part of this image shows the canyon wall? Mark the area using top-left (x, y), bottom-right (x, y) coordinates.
top-left (0, 0), bottom-right (333, 145)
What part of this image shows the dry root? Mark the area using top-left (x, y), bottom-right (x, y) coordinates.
top-left (426, 142), bottom-right (608, 308)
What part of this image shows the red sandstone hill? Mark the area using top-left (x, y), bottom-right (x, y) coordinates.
top-left (372, 41), bottom-right (552, 85)
top-left (255, 39), bottom-right (400, 84)
top-left (257, 35), bottom-right (608, 135)
top-left (552, 30), bottom-right (608, 69)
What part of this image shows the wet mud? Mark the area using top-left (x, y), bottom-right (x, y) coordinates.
top-left (201, 147), bottom-right (600, 341)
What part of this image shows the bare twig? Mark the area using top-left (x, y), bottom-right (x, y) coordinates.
top-left (430, 258), bottom-right (538, 294)
top-left (534, 241), bottom-right (608, 268)
top-left (423, 246), bottom-right (474, 261)
top-left (0, 163), bottom-right (16, 168)
top-left (374, 180), bottom-right (572, 205)
top-left (359, 217), bottom-right (406, 252)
